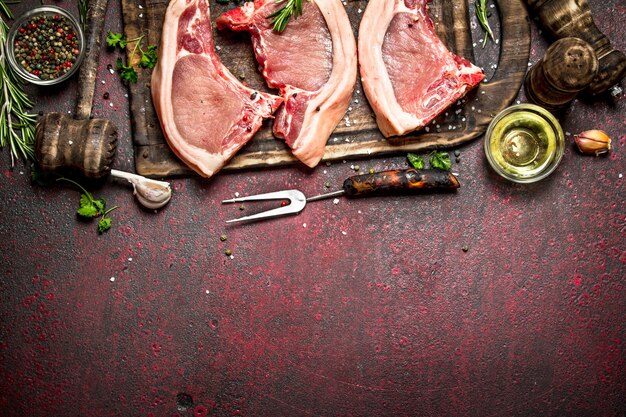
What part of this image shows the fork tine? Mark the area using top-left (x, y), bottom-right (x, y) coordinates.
top-left (224, 189), bottom-right (307, 223)
top-left (222, 190), bottom-right (296, 204)
top-left (225, 205), bottom-right (302, 223)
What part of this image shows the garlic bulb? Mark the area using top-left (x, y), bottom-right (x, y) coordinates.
top-left (574, 130), bottom-right (611, 156)
top-left (110, 169), bottom-right (172, 209)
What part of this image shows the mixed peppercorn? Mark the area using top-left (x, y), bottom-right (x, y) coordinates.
top-left (13, 13), bottom-right (80, 80)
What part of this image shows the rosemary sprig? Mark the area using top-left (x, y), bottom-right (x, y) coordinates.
top-left (267, 0), bottom-right (303, 33)
top-left (0, 1), bottom-right (37, 166)
top-left (475, 0), bottom-right (494, 47)
top-left (78, 0), bottom-right (88, 31)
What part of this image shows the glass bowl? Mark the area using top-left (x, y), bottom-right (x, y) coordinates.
top-left (5, 6), bottom-right (85, 86)
top-left (484, 104), bottom-right (565, 183)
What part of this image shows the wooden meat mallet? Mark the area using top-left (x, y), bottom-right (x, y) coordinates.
top-left (35, 0), bottom-right (118, 179)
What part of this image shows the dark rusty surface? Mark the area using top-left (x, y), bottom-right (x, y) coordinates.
top-left (0, 1), bottom-right (624, 416)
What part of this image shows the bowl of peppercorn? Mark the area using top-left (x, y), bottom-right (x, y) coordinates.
top-left (5, 6), bottom-right (85, 86)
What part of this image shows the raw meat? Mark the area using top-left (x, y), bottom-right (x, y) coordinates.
top-left (358, 0), bottom-right (485, 137)
top-left (151, 0), bottom-right (282, 178)
top-left (216, 0), bottom-right (357, 168)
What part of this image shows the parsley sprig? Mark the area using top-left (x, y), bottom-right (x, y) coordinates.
top-left (268, 0), bottom-right (304, 32)
top-left (57, 177), bottom-right (118, 234)
top-left (475, 0), bottom-right (494, 47)
top-left (407, 151), bottom-right (452, 171)
top-left (107, 31), bottom-right (158, 83)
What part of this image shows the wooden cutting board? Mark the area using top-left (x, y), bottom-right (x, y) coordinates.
top-left (121, 0), bottom-right (530, 177)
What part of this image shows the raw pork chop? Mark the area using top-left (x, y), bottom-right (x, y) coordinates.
top-left (216, 0), bottom-right (357, 168)
top-left (359, 0), bottom-right (485, 137)
top-left (152, 0), bottom-right (282, 178)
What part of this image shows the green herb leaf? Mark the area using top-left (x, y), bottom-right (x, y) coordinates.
top-left (268, 0), bottom-right (304, 32)
top-left (428, 151), bottom-right (452, 171)
top-left (407, 153), bottom-right (425, 170)
top-left (139, 45), bottom-right (158, 69)
top-left (77, 203), bottom-right (99, 218)
top-left (93, 198), bottom-right (106, 214)
top-left (116, 57), bottom-right (138, 83)
top-left (97, 217), bottom-right (112, 234)
top-left (97, 206), bottom-right (119, 234)
top-left (0, 4), bottom-right (36, 165)
top-left (475, 0), bottom-right (494, 47)
top-left (79, 193), bottom-right (93, 209)
top-left (106, 31), bottom-right (127, 49)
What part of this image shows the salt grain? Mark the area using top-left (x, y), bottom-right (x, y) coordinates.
top-left (303, 223), bottom-right (307, 228)
top-left (333, 198), bottom-right (340, 205)
top-left (110, 277), bottom-right (115, 282)
top-left (341, 231), bottom-right (347, 235)
top-left (235, 192), bottom-right (240, 197)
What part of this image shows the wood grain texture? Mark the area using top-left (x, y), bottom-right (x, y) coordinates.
top-left (122, 0), bottom-right (530, 177)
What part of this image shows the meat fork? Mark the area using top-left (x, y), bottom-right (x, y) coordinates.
top-left (222, 169), bottom-right (460, 223)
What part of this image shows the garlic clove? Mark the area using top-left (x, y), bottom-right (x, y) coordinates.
top-left (110, 169), bottom-right (172, 210)
top-left (130, 179), bottom-right (172, 210)
top-left (574, 129), bottom-right (611, 156)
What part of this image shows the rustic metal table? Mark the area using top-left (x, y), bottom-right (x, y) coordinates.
top-left (1, 0), bottom-right (624, 416)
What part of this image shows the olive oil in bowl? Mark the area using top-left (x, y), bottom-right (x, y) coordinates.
top-left (484, 104), bottom-right (565, 183)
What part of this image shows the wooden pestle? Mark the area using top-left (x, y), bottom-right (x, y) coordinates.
top-left (525, 0), bottom-right (626, 95)
top-left (525, 37), bottom-right (599, 110)
top-left (35, 0), bottom-right (118, 179)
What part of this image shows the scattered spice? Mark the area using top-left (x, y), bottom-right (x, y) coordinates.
top-left (103, 92), bottom-right (109, 99)
top-left (224, 249), bottom-right (232, 256)
top-left (462, 245), bottom-right (469, 252)
top-left (219, 234), bottom-right (227, 242)
top-left (13, 13), bottom-right (81, 80)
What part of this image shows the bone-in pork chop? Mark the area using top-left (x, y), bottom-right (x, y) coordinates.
top-left (359, 0), bottom-right (485, 137)
top-left (217, 0), bottom-right (357, 167)
top-left (151, 0), bottom-right (282, 178)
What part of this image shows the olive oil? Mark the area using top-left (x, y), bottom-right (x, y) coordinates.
top-left (485, 104), bottom-right (564, 183)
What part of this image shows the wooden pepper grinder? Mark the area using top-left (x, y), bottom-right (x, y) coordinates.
top-left (525, 37), bottom-right (599, 110)
top-left (525, 0), bottom-right (626, 96)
